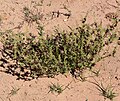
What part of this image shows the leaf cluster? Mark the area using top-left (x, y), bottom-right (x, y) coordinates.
top-left (0, 21), bottom-right (117, 80)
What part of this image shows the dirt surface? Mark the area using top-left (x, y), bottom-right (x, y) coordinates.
top-left (0, 0), bottom-right (120, 101)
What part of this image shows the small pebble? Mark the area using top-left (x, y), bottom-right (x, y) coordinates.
top-left (63, 19), bottom-right (68, 22)
top-left (118, 41), bottom-right (120, 45)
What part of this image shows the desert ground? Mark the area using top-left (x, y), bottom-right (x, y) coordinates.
top-left (0, 0), bottom-right (120, 101)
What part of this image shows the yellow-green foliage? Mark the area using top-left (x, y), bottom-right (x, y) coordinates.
top-left (0, 20), bottom-right (118, 80)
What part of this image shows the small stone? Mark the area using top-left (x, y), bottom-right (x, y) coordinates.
top-left (63, 19), bottom-right (68, 22)
top-left (118, 40), bottom-right (120, 45)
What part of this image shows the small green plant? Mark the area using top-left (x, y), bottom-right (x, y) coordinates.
top-left (48, 83), bottom-right (63, 94)
top-left (7, 86), bottom-right (20, 98)
top-left (23, 6), bottom-right (43, 25)
top-left (89, 80), bottom-right (118, 100)
top-left (48, 81), bottom-right (72, 95)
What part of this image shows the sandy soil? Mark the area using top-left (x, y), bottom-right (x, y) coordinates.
top-left (0, 0), bottom-right (120, 101)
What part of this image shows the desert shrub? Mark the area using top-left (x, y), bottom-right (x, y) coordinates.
top-left (0, 21), bottom-right (118, 80)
